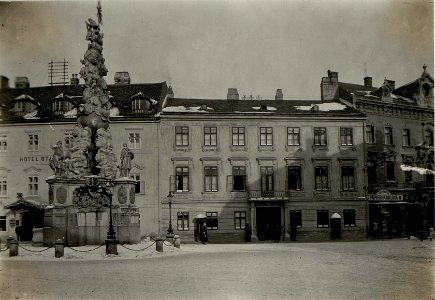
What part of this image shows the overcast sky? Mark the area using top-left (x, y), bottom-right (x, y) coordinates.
top-left (0, 0), bottom-right (433, 99)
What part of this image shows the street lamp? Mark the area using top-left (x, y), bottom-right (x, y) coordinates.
top-left (106, 183), bottom-right (116, 240)
top-left (167, 192), bottom-right (174, 235)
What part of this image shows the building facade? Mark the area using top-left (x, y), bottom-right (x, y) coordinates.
top-left (159, 96), bottom-right (368, 242)
top-left (321, 66), bottom-right (434, 238)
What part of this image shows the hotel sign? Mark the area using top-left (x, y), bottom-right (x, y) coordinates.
top-left (369, 190), bottom-right (403, 201)
top-left (19, 156), bottom-right (51, 162)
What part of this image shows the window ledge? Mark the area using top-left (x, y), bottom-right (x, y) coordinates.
top-left (231, 146), bottom-right (247, 152)
top-left (258, 146), bottom-right (275, 152)
top-left (174, 146), bottom-right (191, 152)
top-left (201, 191), bottom-right (219, 194)
top-left (312, 145), bottom-right (328, 152)
top-left (340, 191), bottom-right (357, 196)
top-left (285, 145), bottom-right (302, 152)
top-left (202, 146), bottom-right (219, 152)
top-left (339, 145), bottom-right (355, 151)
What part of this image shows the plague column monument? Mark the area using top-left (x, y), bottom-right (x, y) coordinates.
top-left (44, 3), bottom-right (140, 250)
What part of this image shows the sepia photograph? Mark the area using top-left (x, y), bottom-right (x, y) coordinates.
top-left (0, 0), bottom-right (433, 299)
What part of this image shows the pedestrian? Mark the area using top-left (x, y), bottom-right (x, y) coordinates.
top-left (200, 222), bottom-right (208, 244)
top-left (290, 222), bottom-right (298, 241)
top-left (244, 223), bottom-right (252, 242)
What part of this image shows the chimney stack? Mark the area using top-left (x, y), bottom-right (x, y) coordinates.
top-left (275, 89), bottom-right (283, 100)
top-left (14, 76), bottom-right (30, 89)
top-left (320, 70), bottom-right (339, 101)
top-left (364, 76), bottom-right (372, 88)
top-left (70, 74), bottom-right (79, 85)
top-left (386, 80), bottom-right (395, 90)
top-left (0, 76), bottom-right (9, 90)
top-left (167, 85), bottom-right (174, 98)
top-left (227, 88), bottom-right (239, 100)
top-left (114, 71), bottom-right (131, 85)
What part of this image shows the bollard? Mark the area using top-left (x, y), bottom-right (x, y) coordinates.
top-left (166, 233), bottom-right (174, 245)
top-left (155, 237), bottom-right (163, 252)
top-left (7, 236), bottom-right (14, 248)
top-left (54, 239), bottom-right (64, 258)
top-left (9, 240), bottom-right (18, 257)
top-left (105, 239), bottom-right (118, 255)
top-left (174, 235), bottom-right (180, 249)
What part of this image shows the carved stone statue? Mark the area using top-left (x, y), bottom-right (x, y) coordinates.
top-left (120, 143), bottom-right (134, 177)
top-left (49, 140), bottom-right (64, 176)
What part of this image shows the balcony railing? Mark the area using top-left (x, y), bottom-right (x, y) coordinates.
top-left (248, 190), bottom-right (290, 200)
top-left (368, 182), bottom-right (415, 192)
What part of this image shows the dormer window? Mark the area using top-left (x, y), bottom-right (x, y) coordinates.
top-left (422, 83), bottom-right (431, 97)
top-left (132, 99), bottom-right (150, 114)
top-left (13, 101), bottom-right (36, 116)
top-left (382, 88), bottom-right (389, 97)
top-left (53, 100), bottom-right (72, 115)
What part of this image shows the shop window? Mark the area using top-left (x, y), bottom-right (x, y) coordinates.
top-left (314, 127), bottom-right (327, 146)
top-left (204, 127), bottom-right (217, 146)
top-left (234, 211), bottom-right (246, 230)
top-left (206, 212), bottom-right (218, 230)
top-left (287, 127), bottom-right (300, 146)
top-left (343, 209), bottom-right (356, 227)
top-left (290, 210), bottom-right (302, 228)
top-left (288, 166), bottom-right (302, 191)
top-left (177, 212), bottom-right (189, 231)
top-left (340, 128), bottom-right (353, 146)
top-left (317, 210), bottom-right (329, 228)
top-left (315, 166), bottom-right (328, 191)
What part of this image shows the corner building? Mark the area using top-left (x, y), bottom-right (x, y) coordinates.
top-left (159, 96), bottom-right (367, 242)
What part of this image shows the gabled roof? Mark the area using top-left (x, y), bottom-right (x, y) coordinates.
top-left (162, 98), bottom-right (365, 117)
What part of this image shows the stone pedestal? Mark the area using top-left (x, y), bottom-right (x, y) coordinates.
top-left (105, 238), bottom-right (118, 255)
top-left (174, 235), bottom-right (180, 248)
top-left (32, 228), bottom-right (44, 246)
top-left (155, 237), bottom-right (163, 252)
top-left (54, 239), bottom-right (64, 258)
top-left (166, 233), bottom-right (174, 244)
top-left (9, 240), bottom-right (18, 257)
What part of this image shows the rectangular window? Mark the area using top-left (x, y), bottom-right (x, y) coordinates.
top-left (232, 166), bottom-right (246, 191)
top-left (343, 209), bottom-right (356, 227)
top-left (232, 127), bottom-right (245, 146)
top-left (367, 162), bottom-right (377, 185)
top-left (260, 166), bottom-right (274, 192)
top-left (386, 161), bottom-right (395, 182)
top-left (384, 127), bottom-right (393, 145)
top-left (128, 132), bottom-right (140, 149)
top-left (260, 127), bottom-right (273, 146)
top-left (130, 174), bottom-right (143, 194)
top-left (290, 210), bottom-right (302, 228)
top-left (404, 171), bottom-right (412, 183)
top-left (175, 126), bottom-right (189, 146)
top-left (0, 135), bottom-right (7, 151)
top-left (317, 210), bottom-right (329, 228)
top-left (314, 127), bottom-right (327, 146)
top-left (424, 130), bottom-right (434, 146)
top-left (177, 212), bottom-right (189, 231)
top-left (340, 128), bottom-right (353, 146)
top-left (176, 167), bottom-right (189, 192)
top-left (0, 216), bottom-right (6, 231)
top-left (287, 166), bottom-right (302, 191)
top-left (287, 127), bottom-right (300, 146)
top-left (64, 132), bottom-right (73, 152)
top-left (234, 211), bottom-right (246, 230)
top-left (28, 134), bottom-right (39, 151)
top-left (204, 166), bottom-right (218, 192)
top-left (0, 180), bottom-right (6, 196)
top-left (366, 125), bottom-right (375, 144)
top-left (315, 166), bottom-right (328, 191)
top-left (204, 127), bottom-right (217, 146)
top-left (341, 166), bottom-right (355, 191)
top-left (402, 129), bottom-right (411, 147)
top-left (28, 176), bottom-right (39, 196)
top-left (206, 212), bottom-right (218, 230)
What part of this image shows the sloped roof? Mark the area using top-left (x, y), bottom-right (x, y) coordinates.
top-left (162, 98), bottom-right (366, 117)
top-left (0, 82), bottom-right (168, 122)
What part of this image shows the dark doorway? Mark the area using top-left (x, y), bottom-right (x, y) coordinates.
top-left (256, 207), bottom-right (281, 241)
top-left (20, 209), bottom-right (44, 241)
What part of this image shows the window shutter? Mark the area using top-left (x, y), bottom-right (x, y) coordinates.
top-left (227, 175), bottom-right (233, 191)
top-left (169, 175), bottom-right (176, 192)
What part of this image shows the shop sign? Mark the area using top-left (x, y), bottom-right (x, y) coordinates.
top-left (19, 156), bottom-right (51, 162)
top-left (369, 190), bottom-right (403, 201)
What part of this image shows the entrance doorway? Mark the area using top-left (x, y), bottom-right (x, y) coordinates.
top-left (256, 207), bottom-right (281, 241)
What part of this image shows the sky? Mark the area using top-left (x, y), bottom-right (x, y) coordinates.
top-left (0, 0), bottom-right (433, 100)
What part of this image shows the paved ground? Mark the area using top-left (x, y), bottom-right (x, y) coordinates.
top-left (1, 239), bottom-right (434, 300)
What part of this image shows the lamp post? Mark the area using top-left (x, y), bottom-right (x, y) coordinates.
top-left (104, 181), bottom-right (118, 255)
top-left (167, 192), bottom-right (174, 235)
top-left (106, 186), bottom-right (116, 240)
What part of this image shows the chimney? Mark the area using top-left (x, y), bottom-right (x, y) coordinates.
top-left (320, 70), bottom-right (339, 101)
top-left (70, 74), bottom-right (79, 85)
top-left (386, 80), bottom-right (395, 90)
top-left (14, 76), bottom-right (30, 89)
top-left (167, 85), bottom-right (174, 98)
top-left (114, 71), bottom-right (131, 85)
top-left (0, 76), bottom-right (9, 90)
top-left (275, 89), bottom-right (283, 100)
top-left (227, 88), bottom-right (239, 100)
top-left (364, 76), bottom-right (372, 88)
